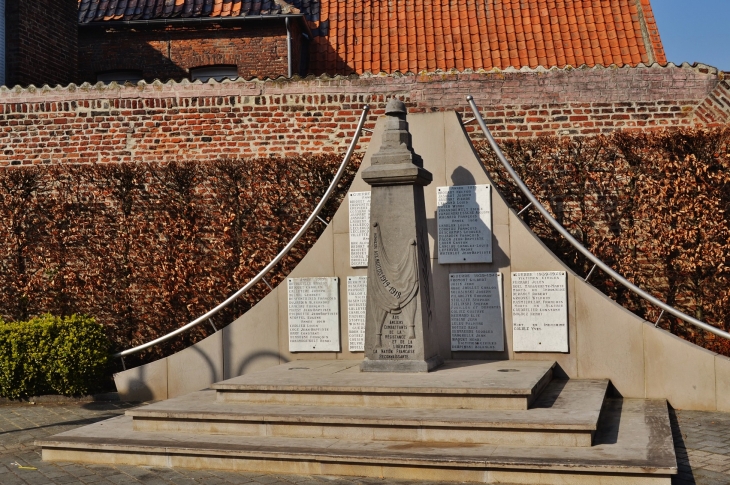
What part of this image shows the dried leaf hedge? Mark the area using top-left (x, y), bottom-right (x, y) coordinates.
top-left (2, 129), bottom-right (728, 366)
top-left (0, 154), bottom-right (361, 368)
top-left (476, 127), bottom-right (730, 357)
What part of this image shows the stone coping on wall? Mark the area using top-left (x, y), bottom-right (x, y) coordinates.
top-left (0, 61), bottom-right (726, 165)
top-left (0, 62), bottom-right (724, 102)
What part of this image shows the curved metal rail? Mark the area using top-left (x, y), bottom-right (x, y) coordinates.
top-left (467, 95), bottom-right (730, 341)
top-left (114, 106), bottom-right (371, 359)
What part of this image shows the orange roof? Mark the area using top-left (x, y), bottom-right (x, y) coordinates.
top-left (310, 0), bottom-right (667, 75)
top-left (78, 0), bottom-right (667, 75)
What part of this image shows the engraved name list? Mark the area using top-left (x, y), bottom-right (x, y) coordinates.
top-left (287, 277), bottom-right (340, 352)
top-left (512, 271), bottom-right (568, 352)
top-left (437, 184), bottom-right (492, 264)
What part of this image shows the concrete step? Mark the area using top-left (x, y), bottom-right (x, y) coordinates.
top-left (128, 379), bottom-right (608, 447)
top-left (212, 360), bottom-right (556, 410)
top-left (38, 398), bottom-right (676, 484)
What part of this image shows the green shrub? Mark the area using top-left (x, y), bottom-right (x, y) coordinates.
top-left (0, 317), bottom-right (53, 398)
top-left (0, 314), bottom-right (110, 398)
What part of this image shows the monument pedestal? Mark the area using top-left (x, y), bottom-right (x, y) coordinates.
top-left (359, 99), bottom-right (442, 372)
top-left (360, 354), bottom-right (443, 372)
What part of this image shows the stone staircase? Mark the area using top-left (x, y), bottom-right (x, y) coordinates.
top-left (39, 360), bottom-right (677, 484)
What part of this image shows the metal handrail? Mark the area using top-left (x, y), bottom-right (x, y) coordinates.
top-left (114, 106), bottom-right (371, 359)
top-left (467, 95), bottom-right (730, 341)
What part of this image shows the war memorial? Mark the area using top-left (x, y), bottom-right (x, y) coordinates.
top-left (35, 99), bottom-right (730, 484)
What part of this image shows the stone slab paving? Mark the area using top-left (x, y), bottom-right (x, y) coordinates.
top-left (0, 400), bottom-right (727, 484)
top-left (671, 408), bottom-right (730, 485)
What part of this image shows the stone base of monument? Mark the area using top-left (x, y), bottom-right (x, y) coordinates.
top-left (38, 360), bottom-right (676, 484)
top-left (359, 354), bottom-right (444, 372)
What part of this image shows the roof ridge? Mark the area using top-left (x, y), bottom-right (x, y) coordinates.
top-left (636, 0), bottom-right (667, 65)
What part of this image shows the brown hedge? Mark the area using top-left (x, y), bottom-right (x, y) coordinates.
top-left (2, 129), bottom-right (728, 365)
top-left (0, 154), bottom-right (360, 368)
top-left (476, 127), bottom-right (730, 357)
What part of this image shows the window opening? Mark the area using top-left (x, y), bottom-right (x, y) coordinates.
top-left (190, 65), bottom-right (239, 82)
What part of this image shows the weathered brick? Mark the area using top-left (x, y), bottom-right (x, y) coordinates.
top-left (0, 66), bottom-right (726, 166)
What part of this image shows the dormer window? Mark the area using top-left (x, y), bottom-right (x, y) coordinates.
top-left (97, 70), bottom-right (144, 84)
top-left (190, 65), bottom-right (238, 82)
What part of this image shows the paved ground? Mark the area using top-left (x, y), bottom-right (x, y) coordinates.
top-left (671, 408), bottom-right (730, 485)
top-left (0, 400), bottom-right (728, 485)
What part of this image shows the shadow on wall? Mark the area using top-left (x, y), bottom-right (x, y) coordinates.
top-left (192, 342), bottom-right (221, 385)
top-left (117, 359), bottom-right (160, 403)
top-left (426, 165), bottom-right (512, 361)
top-left (231, 350), bottom-right (290, 378)
top-left (77, 25), bottom-right (295, 84)
top-left (116, 331), bottom-right (290, 401)
top-left (78, 28), bottom-right (187, 84)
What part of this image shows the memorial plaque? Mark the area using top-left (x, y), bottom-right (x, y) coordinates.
top-left (512, 271), bottom-right (568, 352)
top-left (287, 277), bottom-right (340, 352)
top-left (349, 191), bottom-right (371, 267)
top-left (450, 272), bottom-right (504, 351)
top-left (347, 276), bottom-right (367, 352)
top-left (437, 184), bottom-right (492, 264)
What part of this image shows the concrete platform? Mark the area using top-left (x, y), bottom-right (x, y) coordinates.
top-left (127, 379), bottom-right (608, 447)
top-left (38, 398), bottom-right (676, 484)
top-left (213, 360), bottom-right (556, 410)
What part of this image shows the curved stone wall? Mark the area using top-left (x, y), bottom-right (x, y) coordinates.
top-left (115, 109), bottom-right (730, 411)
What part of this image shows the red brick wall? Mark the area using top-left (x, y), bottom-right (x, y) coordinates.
top-left (4, 0), bottom-right (77, 87)
top-left (0, 65), bottom-right (725, 166)
top-left (694, 77), bottom-right (730, 125)
top-left (78, 22), bottom-right (293, 84)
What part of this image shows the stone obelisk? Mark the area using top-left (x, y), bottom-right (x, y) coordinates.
top-left (360, 99), bottom-right (443, 372)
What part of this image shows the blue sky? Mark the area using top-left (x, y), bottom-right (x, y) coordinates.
top-left (651, 1), bottom-right (730, 70)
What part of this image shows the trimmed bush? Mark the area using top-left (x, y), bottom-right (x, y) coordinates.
top-left (0, 314), bottom-right (110, 398)
top-left (0, 317), bottom-right (52, 398)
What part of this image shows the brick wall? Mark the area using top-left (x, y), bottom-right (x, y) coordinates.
top-left (694, 78), bottom-right (730, 125)
top-left (0, 65), bottom-right (725, 166)
top-left (4, 0), bottom-right (78, 87)
top-left (78, 22), bottom-right (295, 84)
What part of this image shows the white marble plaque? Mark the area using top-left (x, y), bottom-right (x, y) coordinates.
top-left (437, 184), bottom-right (492, 264)
top-left (512, 271), bottom-right (568, 352)
top-left (450, 273), bottom-right (504, 351)
top-left (287, 277), bottom-right (340, 352)
top-left (349, 191), bottom-right (371, 267)
top-left (346, 276), bottom-right (367, 352)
